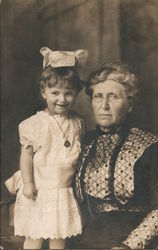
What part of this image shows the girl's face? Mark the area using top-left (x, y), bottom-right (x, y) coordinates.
top-left (41, 84), bottom-right (78, 115)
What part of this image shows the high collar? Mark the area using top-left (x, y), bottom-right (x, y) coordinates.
top-left (83, 121), bottom-right (131, 146)
top-left (96, 125), bottom-right (121, 136)
top-left (96, 122), bottom-right (130, 137)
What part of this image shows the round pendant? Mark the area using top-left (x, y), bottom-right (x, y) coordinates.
top-left (64, 140), bottom-right (71, 148)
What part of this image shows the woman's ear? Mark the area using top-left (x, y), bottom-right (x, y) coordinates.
top-left (87, 95), bottom-right (93, 110)
top-left (127, 97), bottom-right (133, 113)
top-left (87, 95), bottom-right (92, 102)
top-left (75, 90), bottom-right (79, 97)
top-left (128, 105), bottom-right (133, 113)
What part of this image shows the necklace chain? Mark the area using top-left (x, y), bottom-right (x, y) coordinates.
top-left (47, 109), bottom-right (71, 148)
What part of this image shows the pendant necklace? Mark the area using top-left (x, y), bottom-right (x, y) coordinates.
top-left (47, 109), bottom-right (71, 148)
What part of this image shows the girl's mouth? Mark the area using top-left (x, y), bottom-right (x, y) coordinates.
top-left (56, 104), bottom-right (68, 107)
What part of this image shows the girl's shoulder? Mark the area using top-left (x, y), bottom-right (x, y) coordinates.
top-left (69, 110), bottom-right (85, 134)
top-left (18, 111), bottom-right (47, 130)
top-left (18, 111), bottom-right (48, 151)
top-left (69, 110), bottom-right (84, 122)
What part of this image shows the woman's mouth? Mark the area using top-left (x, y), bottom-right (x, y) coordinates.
top-left (100, 114), bottom-right (112, 117)
top-left (99, 114), bottom-right (112, 119)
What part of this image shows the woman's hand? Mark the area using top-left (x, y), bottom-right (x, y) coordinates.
top-left (23, 182), bottom-right (38, 200)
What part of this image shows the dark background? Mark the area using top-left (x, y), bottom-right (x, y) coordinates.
top-left (1, 0), bottom-right (158, 200)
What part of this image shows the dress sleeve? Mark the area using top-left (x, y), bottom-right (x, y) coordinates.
top-left (123, 143), bottom-right (158, 249)
top-left (74, 112), bottom-right (86, 137)
top-left (18, 116), bottom-right (39, 152)
top-left (123, 210), bottom-right (158, 249)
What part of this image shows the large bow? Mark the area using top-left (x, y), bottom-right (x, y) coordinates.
top-left (40, 47), bottom-right (88, 69)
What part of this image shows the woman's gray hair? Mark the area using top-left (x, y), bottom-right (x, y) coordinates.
top-left (86, 63), bottom-right (139, 107)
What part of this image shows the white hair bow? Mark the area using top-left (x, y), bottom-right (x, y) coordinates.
top-left (40, 47), bottom-right (88, 69)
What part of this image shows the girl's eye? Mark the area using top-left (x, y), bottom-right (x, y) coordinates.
top-left (51, 92), bottom-right (58, 95)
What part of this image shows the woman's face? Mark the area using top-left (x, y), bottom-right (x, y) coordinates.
top-left (91, 80), bottom-right (132, 131)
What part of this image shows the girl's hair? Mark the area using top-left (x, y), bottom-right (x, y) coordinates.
top-left (86, 62), bottom-right (139, 108)
top-left (39, 66), bottom-right (83, 92)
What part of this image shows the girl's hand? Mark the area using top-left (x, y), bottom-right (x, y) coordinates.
top-left (23, 182), bottom-right (38, 200)
top-left (112, 247), bottom-right (125, 250)
top-left (111, 244), bottom-right (130, 250)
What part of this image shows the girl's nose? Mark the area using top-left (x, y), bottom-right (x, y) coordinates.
top-left (58, 94), bottom-right (66, 102)
top-left (101, 97), bottom-right (110, 110)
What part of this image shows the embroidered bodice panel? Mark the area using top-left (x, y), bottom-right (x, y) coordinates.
top-left (83, 133), bottom-right (122, 200)
top-left (81, 128), bottom-right (158, 206)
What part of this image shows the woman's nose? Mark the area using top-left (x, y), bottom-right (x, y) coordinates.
top-left (101, 97), bottom-right (110, 110)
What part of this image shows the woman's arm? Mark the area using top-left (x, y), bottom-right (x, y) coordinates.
top-left (122, 144), bottom-right (158, 249)
top-left (20, 145), bottom-right (37, 200)
top-left (122, 209), bottom-right (158, 249)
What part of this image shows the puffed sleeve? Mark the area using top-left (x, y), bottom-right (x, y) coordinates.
top-left (73, 111), bottom-right (86, 137)
top-left (18, 116), bottom-right (40, 152)
top-left (123, 143), bottom-right (158, 249)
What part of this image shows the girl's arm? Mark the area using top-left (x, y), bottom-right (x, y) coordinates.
top-left (20, 145), bottom-right (37, 200)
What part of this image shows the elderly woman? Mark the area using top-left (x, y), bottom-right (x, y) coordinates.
top-left (73, 63), bottom-right (158, 249)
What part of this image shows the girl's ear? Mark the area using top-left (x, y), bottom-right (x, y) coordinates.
top-left (40, 88), bottom-right (46, 99)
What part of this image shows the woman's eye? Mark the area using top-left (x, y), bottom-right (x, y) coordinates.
top-left (93, 93), bottom-right (103, 103)
top-left (108, 93), bottom-right (120, 102)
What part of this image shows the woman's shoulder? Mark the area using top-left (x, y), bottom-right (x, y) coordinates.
top-left (129, 128), bottom-right (158, 144)
top-left (125, 128), bottom-right (158, 164)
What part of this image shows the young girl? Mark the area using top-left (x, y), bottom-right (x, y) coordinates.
top-left (5, 47), bottom-right (88, 249)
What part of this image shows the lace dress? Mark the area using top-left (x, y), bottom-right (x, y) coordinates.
top-left (5, 111), bottom-right (83, 240)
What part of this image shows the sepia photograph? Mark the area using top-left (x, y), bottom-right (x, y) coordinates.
top-left (1, 0), bottom-right (158, 249)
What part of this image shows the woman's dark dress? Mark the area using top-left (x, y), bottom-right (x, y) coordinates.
top-left (72, 126), bottom-right (158, 249)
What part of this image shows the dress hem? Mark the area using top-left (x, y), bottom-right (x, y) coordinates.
top-left (14, 231), bottom-right (82, 240)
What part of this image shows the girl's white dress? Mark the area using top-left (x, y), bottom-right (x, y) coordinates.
top-left (5, 111), bottom-right (83, 240)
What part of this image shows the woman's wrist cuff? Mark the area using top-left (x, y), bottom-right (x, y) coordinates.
top-left (121, 243), bottom-right (131, 249)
